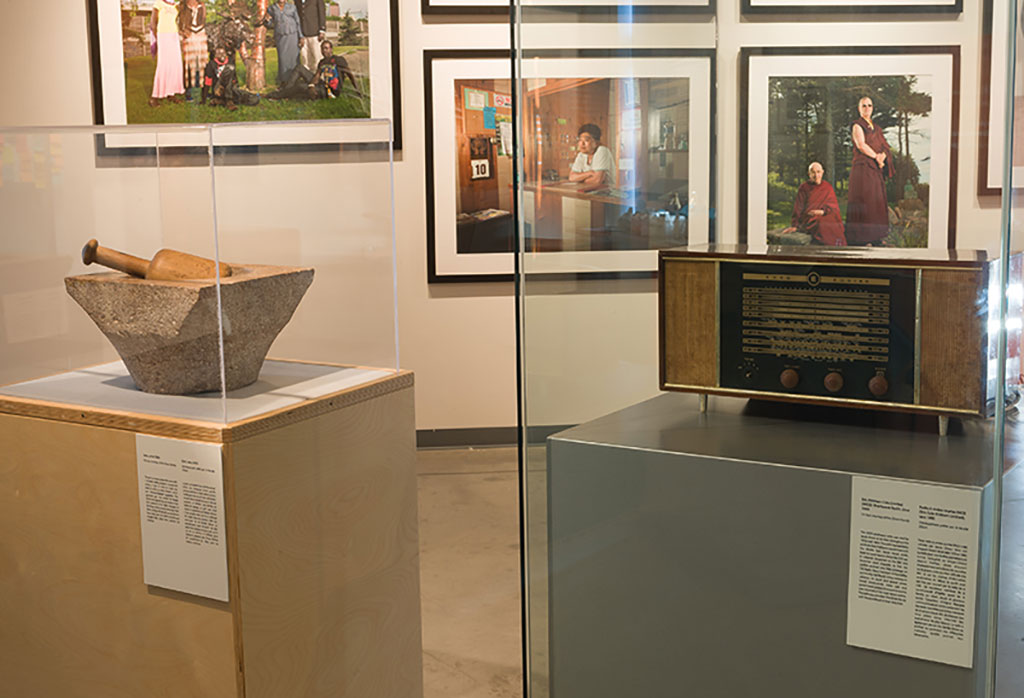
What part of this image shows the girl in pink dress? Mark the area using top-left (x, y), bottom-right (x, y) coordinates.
top-left (149, 0), bottom-right (185, 106)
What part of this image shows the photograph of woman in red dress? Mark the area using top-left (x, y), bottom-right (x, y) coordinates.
top-left (845, 96), bottom-right (895, 245)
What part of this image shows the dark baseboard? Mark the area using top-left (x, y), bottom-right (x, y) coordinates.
top-left (416, 427), bottom-right (516, 448)
top-left (415, 425), bottom-right (573, 448)
top-left (525, 424), bottom-right (573, 443)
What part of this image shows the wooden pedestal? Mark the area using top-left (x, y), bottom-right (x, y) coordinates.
top-left (0, 364), bottom-right (422, 698)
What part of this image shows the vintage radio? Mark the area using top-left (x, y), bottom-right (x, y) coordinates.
top-left (659, 245), bottom-right (1022, 424)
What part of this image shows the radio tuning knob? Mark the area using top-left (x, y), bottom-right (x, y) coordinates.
top-left (824, 372), bottom-right (844, 393)
top-left (780, 369), bottom-right (799, 389)
top-left (868, 374), bottom-right (889, 397)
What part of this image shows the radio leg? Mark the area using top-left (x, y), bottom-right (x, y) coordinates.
top-left (938, 415), bottom-right (949, 437)
top-left (698, 394), bottom-right (708, 413)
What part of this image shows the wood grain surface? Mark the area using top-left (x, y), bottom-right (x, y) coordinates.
top-left (0, 368), bottom-right (422, 697)
top-left (229, 385), bottom-right (423, 698)
top-left (221, 441), bottom-right (248, 697)
top-left (662, 259), bottom-right (717, 388)
top-left (0, 414), bottom-right (238, 698)
top-left (920, 268), bottom-right (985, 411)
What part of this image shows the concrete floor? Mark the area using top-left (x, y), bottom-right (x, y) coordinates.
top-left (417, 446), bottom-right (523, 698)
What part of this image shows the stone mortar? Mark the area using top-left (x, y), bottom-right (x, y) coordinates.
top-left (65, 264), bottom-right (314, 394)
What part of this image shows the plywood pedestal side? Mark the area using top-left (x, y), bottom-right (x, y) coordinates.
top-left (0, 366), bottom-right (422, 698)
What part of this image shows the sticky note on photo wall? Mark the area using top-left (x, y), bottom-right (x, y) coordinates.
top-left (464, 89), bottom-right (488, 111)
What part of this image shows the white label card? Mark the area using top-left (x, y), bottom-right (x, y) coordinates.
top-left (847, 476), bottom-right (980, 668)
top-left (136, 434), bottom-right (229, 602)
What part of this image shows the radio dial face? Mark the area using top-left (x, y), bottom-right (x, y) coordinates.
top-left (717, 262), bottom-right (915, 403)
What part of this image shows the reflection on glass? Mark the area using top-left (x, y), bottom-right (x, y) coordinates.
top-left (521, 77), bottom-right (691, 252)
top-left (516, 9), bottom-right (1022, 698)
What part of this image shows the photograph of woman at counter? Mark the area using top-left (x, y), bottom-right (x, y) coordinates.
top-left (445, 74), bottom-right (697, 260)
top-left (519, 76), bottom-right (693, 252)
top-left (428, 51), bottom-right (713, 279)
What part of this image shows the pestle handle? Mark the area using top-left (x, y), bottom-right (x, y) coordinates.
top-left (82, 239), bottom-right (149, 278)
top-left (81, 239), bottom-right (232, 280)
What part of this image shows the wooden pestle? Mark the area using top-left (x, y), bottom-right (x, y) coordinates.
top-left (81, 239), bottom-right (232, 280)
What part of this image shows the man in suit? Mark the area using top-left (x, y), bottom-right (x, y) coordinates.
top-left (295, 0), bottom-right (327, 72)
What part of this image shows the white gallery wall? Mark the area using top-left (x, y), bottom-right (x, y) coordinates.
top-left (0, 2), bottom-right (519, 432)
top-left (0, 0), bottom-right (1013, 431)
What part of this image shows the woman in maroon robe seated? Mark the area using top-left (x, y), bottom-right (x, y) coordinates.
top-left (782, 162), bottom-right (846, 246)
top-left (845, 96), bottom-right (895, 245)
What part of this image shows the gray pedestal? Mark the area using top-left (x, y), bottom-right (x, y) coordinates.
top-left (547, 394), bottom-right (1016, 698)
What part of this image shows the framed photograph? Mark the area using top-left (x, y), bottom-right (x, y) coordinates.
top-left (421, 0), bottom-right (508, 15)
top-left (979, 0), bottom-right (1022, 196)
top-left (740, 46), bottom-right (959, 250)
top-left (421, 0), bottom-right (713, 16)
top-left (425, 48), bottom-right (715, 282)
top-left (741, 0), bottom-right (960, 14)
top-left (87, 0), bottom-right (401, 149)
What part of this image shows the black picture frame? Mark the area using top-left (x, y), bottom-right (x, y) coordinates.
top-left (86, 0), bottom-right (402, 152)
top-left (741, 0), bottom-right (960, 15)
top-left (425, 49), bottom-right (510, 283)
top-left (739, 45), bottom-right (960, 249)
top-left (426, 47), bottom-right (716, 283)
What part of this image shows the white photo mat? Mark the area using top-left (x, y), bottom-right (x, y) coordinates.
top-left (91, 0), bottom-right (398, 148)
top-left (747, 0), bottom-right (957, 6)
top-left (429, 53), bottom-right (713, 279)
top-left (744, 51), bottom-right (956, 249)
top-left (423, 0), bottom-right (509, 8)
top-left (522, 0), bottom-right (709, 5)
top-left (424, 0), bottom-right (710, 8)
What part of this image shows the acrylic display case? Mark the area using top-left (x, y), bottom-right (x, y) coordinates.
top-left (0, 120), bottom-right (401, 419)
top-left (515, 4), bottom-right (1024, 698)
top-left (0, 121), bottom-right (422, 698)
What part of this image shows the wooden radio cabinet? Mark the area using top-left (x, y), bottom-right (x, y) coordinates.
top-left (659, 245), bottom-right (1022, 419)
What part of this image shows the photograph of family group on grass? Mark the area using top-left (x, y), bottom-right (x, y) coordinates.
top-left (120, 0), bottom-right (367, 121)
top-left (742, 47), bottom-right (958, 250)
top-left (91, 0), bottom-right (397, 134)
